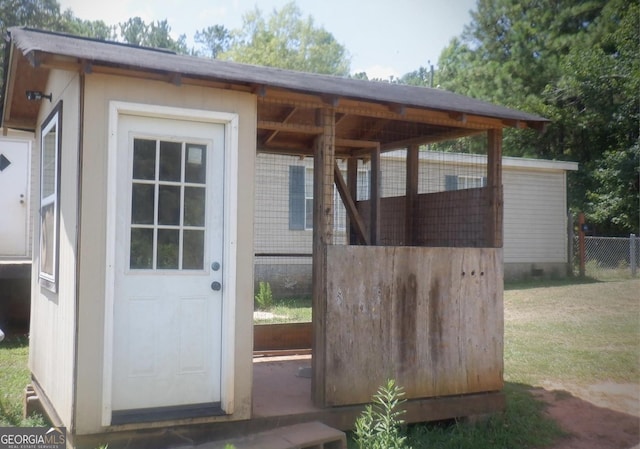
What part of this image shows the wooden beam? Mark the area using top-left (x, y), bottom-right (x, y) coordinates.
top-left (169, 72), bottom-right (182, 86)
top-left (263, 106), bottom-right (298, 145)
top-left (334, 161), bottom-right (370, 245)
top-left (312, 106), bottom-right (335, 407)
top-left (501, 119), bottom-right (526, 129)
top-left (357, 119), bottom-right (388, 142)
top-left (388, 103), bottom-right (406, 116)
top-left (334, 112), bottom-right (349, 127)
top-left (405, 144), bottom-right (419, 246)
top-left (2, 48), bottom-right (18, 126)
top-left (259, 93), bottom-right (505, 129)
top-left (322, 95), bottom-right (340, 107)
top-left (258, 120), bottom-right (322, 134)
top-left (347, 157), bottom-right (359, 244)
top-left (257, 144), bottom-right (354, 158)
top-left (2, 117), bottom-right (37, 130)
top-left (486, 129), bottom-right (503, 248)
top-left (334, 138), bottom-right (379, 149)
top-left (252, 84), bottom-right (267, 97)
top-left (378, 129), bottom-right (485, 152)
top-left (254, 322), bottom-right (312, 352)
top-left (449, 112), bottom-right (467, 123)
top-left (370, 143), bottom-right (381, 245)
top-left (81, 60), bottom-right (93, 74)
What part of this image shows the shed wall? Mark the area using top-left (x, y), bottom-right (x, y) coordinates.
top-left (28, 70), bottom-right (80, 427)
top-left (75, 74), bottom-right (256, 434)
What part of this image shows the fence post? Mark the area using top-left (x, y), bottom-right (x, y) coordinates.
top-left (631, 234), bottom-right (637, 277)
top-left (578, 212), bottom-right (586, 277)
top-left (568, 211), bottom-right (574, 276)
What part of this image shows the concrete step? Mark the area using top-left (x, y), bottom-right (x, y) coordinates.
top-left (204, 421), bottom-right (346, 449)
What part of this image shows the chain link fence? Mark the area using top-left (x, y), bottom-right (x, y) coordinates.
top-left (573, 235), bottom-right (639, 280)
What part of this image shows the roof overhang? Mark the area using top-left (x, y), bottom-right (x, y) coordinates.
top-left (1, 27), bottom-right (550, 154)
top-left (1, 37), bottom-right (48, 131)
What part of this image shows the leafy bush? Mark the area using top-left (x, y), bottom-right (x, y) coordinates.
top-left (254, 281), bottom-right (274, 310)
top-left (354, 379), bottom-right (411, 449)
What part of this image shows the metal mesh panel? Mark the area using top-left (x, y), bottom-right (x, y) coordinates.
top-left (574, 235), bottom-right (640, 280)
top-left (254, 145), bottom-right (490, 304)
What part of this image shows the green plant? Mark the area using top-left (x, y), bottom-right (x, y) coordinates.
top-left (254, 281), bottom-right (274, 310)
top-left (354, 379), bottom-right (411, 449)
top-left (404, 383), bottom-right (564, 449)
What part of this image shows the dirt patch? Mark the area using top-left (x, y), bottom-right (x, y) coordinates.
top-left (532, 382), bottom-right (639, 449)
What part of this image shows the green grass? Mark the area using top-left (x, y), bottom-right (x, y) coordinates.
top-left (0, 335), bottom-right (46, 427)
top-left (406, 383), bottom-right (563, 449)
top-left (347, 383), bottom-right (564, 449)
top-left (253, 296), bottom-right (312, 323)
top-left (504, 278), bottom-right (640, 386)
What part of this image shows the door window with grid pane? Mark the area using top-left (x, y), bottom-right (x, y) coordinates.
top-left (129, 138), bottom-right (207, 270)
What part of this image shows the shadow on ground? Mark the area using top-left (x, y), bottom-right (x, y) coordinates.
top-left (504, 277), bottom-right (601, 291)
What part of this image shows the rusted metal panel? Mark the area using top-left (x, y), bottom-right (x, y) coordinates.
top-left (324, 246), bottom-right (503, 406)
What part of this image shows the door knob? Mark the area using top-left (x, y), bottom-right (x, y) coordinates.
top-left (211, 281), bottom-right (222, 291)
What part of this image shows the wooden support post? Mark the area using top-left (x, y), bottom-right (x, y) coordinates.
top-left (312, 106), bottom-right (335, 407)
top-left (370, 144), bottom-right (381, 245)
top-left (335, 161), bottom-right (370, 245)
top-left (347, 157), bottom-right (359, 244)
top-left (406, 144), bottom-right (419, 246)
top-left (486, 129), bottom-right (503, 248)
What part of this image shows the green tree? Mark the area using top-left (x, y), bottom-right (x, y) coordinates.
top-left (117, 17), bottom-right (187, 53)
top-left (399, 66), bottom-right (432, 87)
top-left (221, 2), bottom-right (350, 75)
top-left (61, 11), bottom-right (116, 40)
top-left (433, 0), bottom-right (639, 234)
top-left (0, 0), bottom-right (63, 33)
top-left (194, 24), bottom-right (231, 58)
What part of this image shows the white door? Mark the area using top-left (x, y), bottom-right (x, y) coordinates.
top-left (0, 139), bottom-right (30, 257)
top-left (111, 114), bottom-right (225, 422)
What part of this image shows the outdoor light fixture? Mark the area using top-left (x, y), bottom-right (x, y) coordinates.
top-left (25, 90), bottom-right (52, 102)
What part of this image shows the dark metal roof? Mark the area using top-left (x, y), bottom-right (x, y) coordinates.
top-left (7, 27), bottom-right (548, 125)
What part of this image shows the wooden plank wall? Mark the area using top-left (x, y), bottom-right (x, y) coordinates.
top-left (413, 187), bottom-right (490, 247)
top-left (357, 187), bottom-right (493, 247)
top-left (357, 197), bottom-right (406, 246)
top-left (323, 246), bottom-right (503, 406)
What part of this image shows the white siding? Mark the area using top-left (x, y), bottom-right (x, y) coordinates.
top-left (28, 70), bottom-right (80, 428)
top-left (503, 168), bottom-right (568, 263)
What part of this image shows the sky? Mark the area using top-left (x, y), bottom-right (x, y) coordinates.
top-left (56, 0), bottom-right (477, 80)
